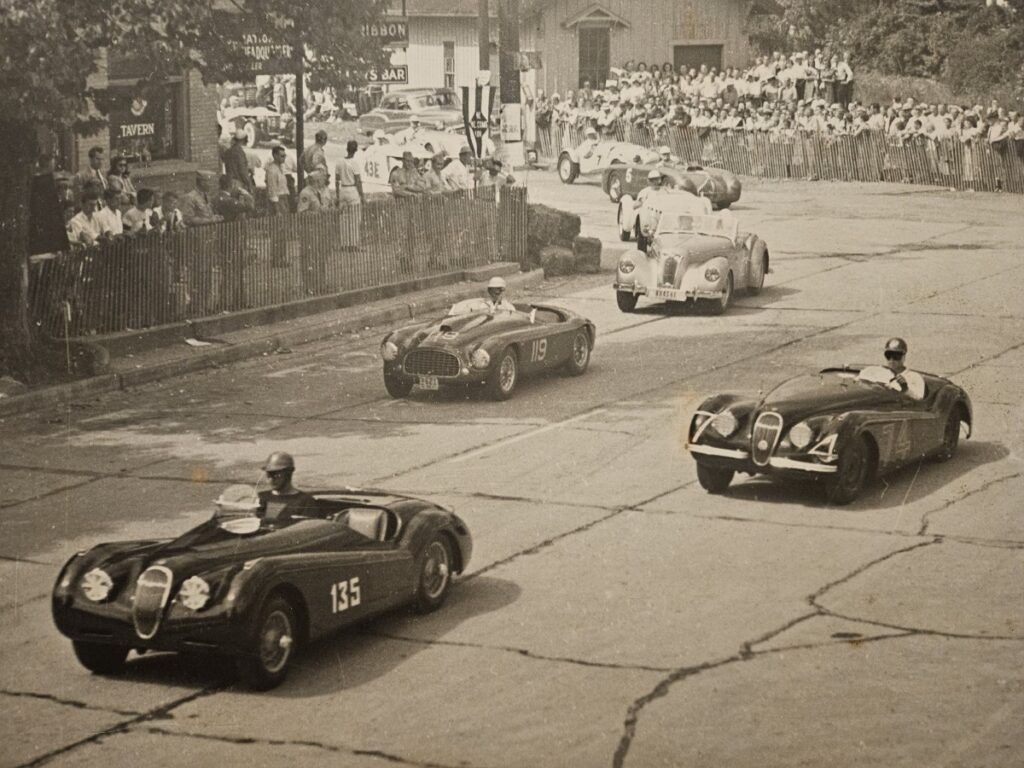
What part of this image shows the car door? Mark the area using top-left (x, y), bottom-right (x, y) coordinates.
top-left (299, 508), bottom-right (414, 637)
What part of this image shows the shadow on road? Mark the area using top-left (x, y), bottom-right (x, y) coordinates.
top-left (714, 440), bottom-right (1009, 511)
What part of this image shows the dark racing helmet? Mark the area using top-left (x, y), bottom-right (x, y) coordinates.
top-left (262, 451), bottom-right (295, 473)
top-left (884, 338), bottom-right (908, 358)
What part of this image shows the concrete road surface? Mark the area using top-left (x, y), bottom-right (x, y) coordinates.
top-left (1, 175), bottom-right (1022, 768)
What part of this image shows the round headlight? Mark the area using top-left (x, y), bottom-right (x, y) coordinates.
top-left (704, 266), bottom-right (721, 282)
top-left (81, 568), bottom-right (113, 602)
top-left (178, 576), bottom-right (211, 611)
top-left (618, 260), bottom-right (635, 274)
top-left (381, 340), bottom-right (399, 361)
top-left (711, 409), bottom-right (739, 437)
top-left (789, 422), bottom-right (815, 449)
top-left (471, 348), bottom-right (491, 369)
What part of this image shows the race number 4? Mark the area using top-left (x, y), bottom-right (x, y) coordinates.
top-left (528, 339), bottom-right (547, 362)
top-left (330, 577), bottom-right (361, 613)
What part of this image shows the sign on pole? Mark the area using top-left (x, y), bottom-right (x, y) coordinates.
top-left (367, 65), bottom-right (409, 84)
top-left (462, 74), bottom-right (495, 159)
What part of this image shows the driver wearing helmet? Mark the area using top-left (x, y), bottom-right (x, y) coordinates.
top-left (635, 168), bottom-right (666, 207)
top-left (372, 129), bottom-right (390, 146)
top-left (257, 451), bottom-right (317, 521)
top-left (857, 338), bottom-right (926, 399)
top-left (484, 276), bottom-right (516, 313)
top-left (581, 126), bottom-right (600, 159)
top-left (656, 145), bottom-right (675, 167)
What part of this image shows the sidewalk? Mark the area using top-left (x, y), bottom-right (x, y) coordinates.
top-left (0, 266), bottom-right (544, 418)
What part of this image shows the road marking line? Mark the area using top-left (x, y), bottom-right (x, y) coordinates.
top-left (450, 408), bottom-right (608, 463)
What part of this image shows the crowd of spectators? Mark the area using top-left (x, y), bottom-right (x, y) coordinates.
top-left (534, 51), bottom-right (1024, 148)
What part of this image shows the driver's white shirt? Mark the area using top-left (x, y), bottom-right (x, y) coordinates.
top-left (485, 298), bottom-right (516, 313)
top-left (858, 366), bottom-right (926, 399)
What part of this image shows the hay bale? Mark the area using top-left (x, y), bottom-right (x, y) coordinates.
top-left (527, 203), bottom-right (581, 265)
top-left (539, 245), bottom-right (577, 277)
top-left (573, 236), bottom-right (602, 274)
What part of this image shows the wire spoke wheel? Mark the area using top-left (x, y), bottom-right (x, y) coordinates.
top-left (415, 536), bottom-right (454, 612)
top-left (259, 608), bottom-right (294, 675)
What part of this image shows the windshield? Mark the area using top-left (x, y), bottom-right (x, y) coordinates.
top-left (657, 212), bottom-right (738, 240)
top-left (213, 484), bottom-right (261, 533)
top-left (447, 298), bottom-right (491, 316)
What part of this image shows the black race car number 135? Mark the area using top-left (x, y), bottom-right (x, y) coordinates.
top-left (330, 577), bottom-right (362, 613)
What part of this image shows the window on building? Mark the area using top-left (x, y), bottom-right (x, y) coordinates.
top-left (443, 41), bottom-right (455, 89)
top-left (106, 51), bottom-right (185, 162)
top-left (673, 45), bottom-right (723, 74)
top-left (578, 26), bottom-right (610, 89)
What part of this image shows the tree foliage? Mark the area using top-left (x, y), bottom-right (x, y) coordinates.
top-left (748, 0), bottom-right (1024, 103)
top-left (0, 0), bottom-right (391, 381)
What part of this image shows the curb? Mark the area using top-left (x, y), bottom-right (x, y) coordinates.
top-left (0, 269), bottom-right (545, 418)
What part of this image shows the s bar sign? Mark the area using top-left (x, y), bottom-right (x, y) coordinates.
top-left (368, 65), bottom-right (408, 84)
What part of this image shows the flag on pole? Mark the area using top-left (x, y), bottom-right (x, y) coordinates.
top-left (462, 77), bottom-right (496, 160)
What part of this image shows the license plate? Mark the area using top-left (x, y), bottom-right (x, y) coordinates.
top-left (653, 288), bottom-right (679, 299)
top-left (417, 375), bottom-right (439, 390)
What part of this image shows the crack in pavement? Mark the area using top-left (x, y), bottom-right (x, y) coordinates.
top-left (138, 726), bottom-right (487, 768)
top-left (0, 689), bottom-right (141, 717)
top-left (364, 631), bottom-right (674, 673)
top-left (610, 536), bottom-right (965, 768)
top-left (18, 685), bottom-right (225, 768)
top-left (812, 607), bottom-right (1024, 642)
top-left (917, 472), bottom-right (1023, 536)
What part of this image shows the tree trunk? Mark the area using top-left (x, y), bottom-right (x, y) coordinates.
top-left (0, 123), bottom-right (43, 382)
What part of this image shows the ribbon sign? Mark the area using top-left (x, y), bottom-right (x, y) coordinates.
top-left (461, 80), bottom-right (495, 159)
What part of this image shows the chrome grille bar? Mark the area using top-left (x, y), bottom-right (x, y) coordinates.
top-left (751, 412), bottom-right (783, 467)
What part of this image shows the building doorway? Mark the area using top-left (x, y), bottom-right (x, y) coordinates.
top-left (674, 44), bottom-right (723, 73)
top-left (578, 26), bottom-right (610, 88)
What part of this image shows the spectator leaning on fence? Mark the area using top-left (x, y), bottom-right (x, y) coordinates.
top-left (297, 169), bottom-right (333, 212)
top-left (122, 188), bottom-right (156, 234)
top-left (67, 191), bottom-right (103, 247)
top-left (391, 151), bottom-right (428, 198)
top-left (179, 171), bottom-right (224, 227)
top-left (94, 188), bottom-right (124, 238)
top-left (153, 191), bottom-right (185, 233)
top-left (442, 146), bottom-right (473, 190)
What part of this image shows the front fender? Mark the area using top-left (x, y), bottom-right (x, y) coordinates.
top-left (681, 255), bottom-right (730, 293)
top-left (616, 248), bottom-right (647, 285)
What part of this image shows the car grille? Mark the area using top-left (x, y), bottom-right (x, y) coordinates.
top-left (751, 412), bottom-right (783, 467)
top-left (662, 257), bottom-right (678, 287)
top-left (404, 349), bottom-right (460, 377)
top-left (132, 566), bottom-right (173, 640)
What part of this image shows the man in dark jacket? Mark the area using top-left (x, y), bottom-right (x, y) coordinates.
top-left (223, 129), bottom-right (254, 194)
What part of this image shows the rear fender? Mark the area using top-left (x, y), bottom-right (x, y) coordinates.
top-left (934, 387), bottom-right (973, 438)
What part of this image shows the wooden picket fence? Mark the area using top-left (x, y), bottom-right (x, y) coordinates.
top-left (538, 123), bottom-right (1024, 193)
top-left (30, 186), bottom-right (527, 338)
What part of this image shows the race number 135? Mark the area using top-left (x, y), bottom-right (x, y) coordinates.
top-left (330, 577), bottom-right (361, 613)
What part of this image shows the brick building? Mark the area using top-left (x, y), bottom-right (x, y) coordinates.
top-left (63, 52), bottom-right (221, 194)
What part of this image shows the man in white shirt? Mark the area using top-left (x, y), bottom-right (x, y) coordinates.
top-left (483, 277), bottom-right (516, 313)
top-left (153, 191), bottom-right (186, 232)
top-left (67, 193), bottom-right (104, 246)
top-left (395, 114), bottom-right (425, 145)
top-left (94, 189), bottom-right (124, 237)
top-left (441, 146), bottom-right (474, 190)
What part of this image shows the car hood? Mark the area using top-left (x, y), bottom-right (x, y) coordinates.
top-left (757, 373), bottom-right (898, 421)
top-left (654, 233), bottom-right (735, 265)
top-left (91, 518), bottom-right (355, 577)
top-left (401, 311), bottom-right (528, 349)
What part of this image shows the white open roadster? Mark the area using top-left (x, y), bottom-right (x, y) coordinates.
top-left (557, 140), bottom-right (657, 184)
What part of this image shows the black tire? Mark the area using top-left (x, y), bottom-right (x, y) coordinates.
top-left (825, 436), bottom-right (873, 505)
top-left (486, 347), bottom-right (518, 400)
top-left (704, 272), bottom-right (733, 315)
top-left (617, 203), bottom-right (633, 241)
top-left (414, 535), bottom-right (454, 613)
top-left (383, 370), bottom-right (413, 398)
top-left (557, 154), bottom-right (579, 184)
top-left (608, 172), bottom-right (624, 203)
top-left (696, 463), bottom-right (734, 494)
top-left (935, 408), bottom-right (962, 462)
top-left (72, 640), bottom-right (129, 675)
top-left (636, 222), bottom-right (648, 253)
top-left (616, 291), bottom-right (638, 313)
top-left (564, 330), bottom-right (591, 376)
top-left (236, 594), bottom-right (298, 691)
top-left (748, 246), bottom-right (767, 296)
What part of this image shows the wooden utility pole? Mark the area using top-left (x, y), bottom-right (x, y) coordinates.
top-left (498, 0), bottom-right (523, 166)
top-left (478, 0), bottom-right (490, 71)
